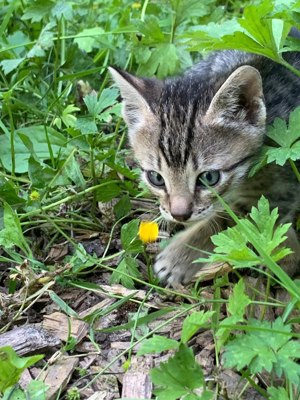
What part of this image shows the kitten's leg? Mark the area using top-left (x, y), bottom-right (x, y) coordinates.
top-left (154, 218), bottom-right (223, 285)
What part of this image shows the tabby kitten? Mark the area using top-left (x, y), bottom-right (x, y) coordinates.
top-left (109, 49), bottom-right (300, 285)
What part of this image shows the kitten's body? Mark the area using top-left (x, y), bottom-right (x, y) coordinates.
top-left (110, 49), bottom-right (300, 285)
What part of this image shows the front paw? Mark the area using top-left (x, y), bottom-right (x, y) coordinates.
top-left (154, 245), bottom-right (201, 286)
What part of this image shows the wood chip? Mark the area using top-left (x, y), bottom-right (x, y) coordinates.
top-left (0, 324), bottom-right (60, 355)
top-left (40, 356), bottom-right (79, 400)
top-left (121, 356), bottom-right (153, 399)
top-left (100, 285), bottom-right (147, 301)
top-left (91, 374), bottom-right (119, 397)
top-left (86, 392), bottom-right (110, 400)
top-left (42, 312), bottom-right (88, 342)
top-left (19, 368), bottom-right (33, 390)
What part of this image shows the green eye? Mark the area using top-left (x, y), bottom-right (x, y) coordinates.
top-left (147, 171), bottom-right (165, 187)
top-left (197, 170), bottom-right (220, 187)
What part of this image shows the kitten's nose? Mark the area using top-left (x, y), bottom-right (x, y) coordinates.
top-left (170, 195), bottom-right (193, 222)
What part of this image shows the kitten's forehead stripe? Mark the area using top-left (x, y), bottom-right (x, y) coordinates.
top-left (158, 79), bottom-right (202, 168)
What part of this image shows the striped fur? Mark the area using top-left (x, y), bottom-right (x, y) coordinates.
top-left (109, 50), bottom-right (300, 285)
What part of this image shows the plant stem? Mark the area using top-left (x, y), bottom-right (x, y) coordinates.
top-left (289, 159), bottom-right (300, 183)
top-left (140, 0), bottom-right (150, 21)
top-left (20, 180), bottom-right (120, 219)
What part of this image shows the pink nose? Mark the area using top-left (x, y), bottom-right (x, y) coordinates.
top-left (170, 196), bottom-right (193, 222)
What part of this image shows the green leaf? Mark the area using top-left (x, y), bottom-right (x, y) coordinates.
top-left (185, 1), bottom-right (290, 61)
top-left (137, 43), bottom-right (180, 78)
top-left (267, 387), bottom-right (289, 400)
top-left (114, 195), bottom-right (131, 219)
top-left (75, 117), bottom-right (98, 135)
top-left (216, 279), bottom-right (251, 352)
top-left (74, 27), bottom-right (105, 53)
top-left (137, 335), bottom-right (179, 356)
top-left (266, 106), bottom-right (300, 165)
top-left (181, 311), bottom-right (215, 344)
top-left (223, 317), bottom-right (300, 383)
top-left (170, 0), bottom-right (215, 25)
top-left (27, 22), bottom-right (55, 58)
top-left (2, 387), bottom-right (26, 399)
top-left (0, 346), bottom-right (43, 392)
top-left (110, 256), bottom-right (141, 288)
top-left (0, 125), bottom-right (68, 173)
top-left (22, 0), bottom-right (53, 22)
top-left (0, 202), bottom-right (30, 255)
top-left (195, 196), bottom-right (292, 268)
top-left (227, 279), bottom-right (251, 319)
top-left (136, 16), bottom-right (165, 43)
top-left (121, 219), bottom-right (144, 254)
top-left (84, 88), bottom-right (119, 118)
top-left (51, 1), bottom-right (73, 21)
top-left (25, 380), bottom-right (49, 400)
top-left (151, 343), bottom-right (212, 400)
top-left (95, 181), bottom-right (122, 202)
top-left (49, 291), bottom-right (78, 318)
top-left (0, 178), bottom-right (25, 206)
top-left (0, 58), bottom-right (24, 74)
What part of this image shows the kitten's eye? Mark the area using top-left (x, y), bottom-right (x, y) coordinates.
top-left (197, 170), bottom-right (220, 187)
top-left (147, 171), bottom-right (165, 187)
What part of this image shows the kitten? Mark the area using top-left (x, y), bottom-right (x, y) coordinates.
top-left (109, 49), bottom-right (300, 285)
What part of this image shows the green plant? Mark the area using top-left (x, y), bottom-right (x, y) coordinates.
top-left (0, 346), bottom-right (47, 399)
top-left (2, 0), bottom-right (300, 398)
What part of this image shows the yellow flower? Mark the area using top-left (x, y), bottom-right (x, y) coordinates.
top-left (139, 221), bottom-right (159, 243)
top-left (29, 190), bottom-right (40, 201)
top-left (132, 2), bottom-right (141, 9)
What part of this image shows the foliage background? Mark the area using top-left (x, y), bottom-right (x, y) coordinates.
top-left (2, 0), bottom-right (300, 399)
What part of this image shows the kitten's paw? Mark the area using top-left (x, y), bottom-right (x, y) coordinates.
top-left (154, 246), bottom-right (200, 286)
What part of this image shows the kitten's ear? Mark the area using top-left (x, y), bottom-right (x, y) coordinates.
top-left (204, 65), bottom-right (266, 128)
top-left (108, 67), bottom-right (162, 136)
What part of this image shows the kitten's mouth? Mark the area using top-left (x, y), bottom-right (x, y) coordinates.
top-left (160, 205), bottom-right (214, 224)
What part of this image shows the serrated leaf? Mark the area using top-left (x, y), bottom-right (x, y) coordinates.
top-left (114, 195), bottom-right (131, 219)
top-left (51, 1), bottom-right (73, 20)
top-left (22, 0), bottom-right (53, 22)
top-left (266, 106), bottom-right (300, 165)
top-left (95, 182), bottom-right (122, 202)
top-left (136, 15), bottom-right (165, 42)
top-left (84, 88), bottom-right (119, 118)
top-left (0, 58), bottom-right (24, 74)
top-left (137, 335), bottom-right (179, 355)
top-left (185, 1), bottom-right (290, 61)
top-left (0, 346), bottom-right (43, 392)
top-left (227, 279), bottom-right (251, 319)
top-left (137, 43), bottom-right (180, 78)
top-left (181, 311), bottom-right (215, 344)
top-left (215, 279), bottom-right (251, 352)
top-left (195, 196), bottom-right (292, 268)
top-left (110, 256), bottom-right (141, 288)
top-left (27, 22), bottom-right (55, 58)
top-left (74, 27), bottom-right (104, 53)
top-left (170, 0), bottom-right (215, 25)
top-left (223, 317), bottom-right (300, 383)
top-left (121, 219), bottom-right (144, 253)
top-left (151, 343), bottom-right (212, 400)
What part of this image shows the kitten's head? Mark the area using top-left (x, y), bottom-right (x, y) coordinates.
top-left (109, 65), bottom-right (266, 223)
